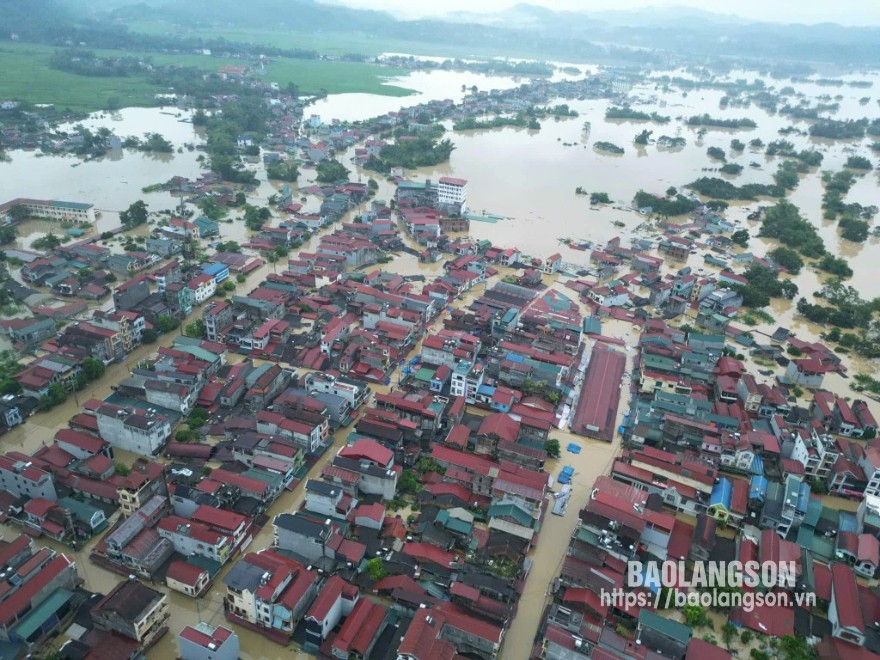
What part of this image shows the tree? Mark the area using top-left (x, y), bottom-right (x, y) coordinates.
top-left (199, 196), bottom-right (224, 221)
top-left (81, 357), bottom-right (105, 382)
top-left (731, 229), bottom-right (750, 246)
top-left (666, 186), bottom-right (677, 197)
top-left (156, 314), bottom-right (180, 333)
top-left (141, 328), bottom-right (158, 343)
top-left (7, 204), bottom-right (29, 223)
top-left (236, 273), bottom-right (246, 283)
top-left (188, 407), bottom-right (210, 429)
top-left (114, 462), bottom-right (131, 476)
top-left (222, 280), bottom-right (236, 292)
top-left (0, 226), bottom-right (16, 245)
top-left (266, 160), bottom-right (299, 182)
top-left (315, 160), bottom-right (350, 183)
top-left (398, 470), bottom-right (422, 494)
top-left (365, 557), bottom-right (389, 581)
top-left (32, 233), bottom-right (63, 251)
top-left (120, 200), bottom-right (148, 228)
top-left (770, 247), bottom-right (804, 275)
top-left (778, 635), bottom-right (815, 660)
top-left (545, 439), bottom-right (561, 458)
top-left (721, 622), bottom-right (737, 649)
top-left (634, 129), bottom-right (652, 145)
top-left (683, 604), bottom-right (708, 627)
top-left (185, 320), bottom-right (205, 338)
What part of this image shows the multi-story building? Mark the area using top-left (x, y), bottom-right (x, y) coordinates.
top-left (0, 453), bottom-right (57, 500)
top-left (178, 623), bottom-right (240, 660)
top-left (116, 458), bottom-right (167, 517)
top-left (91, 579), bottom-right (170, 647)
top-left (450, 362), bottom-right (485, 403)
top-left (95, 403), bottom-right (172, 456)
top-left (222, 550), bottom-right (318, 640)
top-left (304, 373), bottom-right (370, 409)
top-left (157, 515), bottom-right (233, 565)
top-left (0, 197), bottom-right (96, 223)
top-left (0, 535), bottom-right (81, 651)
top-left (203, 301), bottom-right (234, 343)
top-left (437, 177), bottom-right (468, 213)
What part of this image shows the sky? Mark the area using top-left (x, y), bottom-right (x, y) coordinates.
top-left (324, 0), bottom-right (880, 26)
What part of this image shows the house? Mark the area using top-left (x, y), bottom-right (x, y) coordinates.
top-left (786, 358), bottom-right (830, 389)
top-left (178, 623), bottom-right (240, 660)
top-left (273, 513), bottom-right (334, 563)
top-left (166, 560), bottom-right (211, 598)
top-left (157, 515), bottom-right (233, 565)
top-left (637, 610), bottom-right (692, 659)
top-left (304, 575), bottom-right (359, 647)
top-left (0, 453), bottom-right (57, 500)
top-left (0, 536), bottom-right (81, 652)
top-left (304, 480), bottom-right (357, 519)
top-left (829, 563), bottom-right (865, 646)
top-left (396, 603), bottom-right (503, 660)
top-left (91, 579), bottom-right (170, 647)
top-left (330, 597), bottom-right (388, 660)
top-left (222, 550), bottom-right (319, 639)
top-left (96, 403), bottom-right (172, 456)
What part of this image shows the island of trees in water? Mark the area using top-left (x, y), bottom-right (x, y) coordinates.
top-left (605, 106), bottom-right (670, 123)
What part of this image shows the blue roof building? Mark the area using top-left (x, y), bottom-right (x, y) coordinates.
top-left (202, 262), bottom-right (229, 283)
top-left (708, 478), bottom-right (733, 523)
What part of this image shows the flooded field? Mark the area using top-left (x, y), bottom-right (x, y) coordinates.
top-left (1, 60), bottom-right (880, 658)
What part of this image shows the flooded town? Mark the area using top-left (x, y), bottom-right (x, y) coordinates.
top-left (1, 2), bottom-right (880, 660)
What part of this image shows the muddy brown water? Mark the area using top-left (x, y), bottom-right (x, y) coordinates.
top-left (2, 64), bottom-right (880, 657)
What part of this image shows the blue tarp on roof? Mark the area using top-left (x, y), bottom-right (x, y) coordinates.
top-left (709, 478), bottom-right (732, 510)
top-left (505, 352), bottom-right (525, 363)
top-left (749, 475), bottom-right (768, 502)
top-left (750, 454), bottom-right (764, 476)
top-left (839, 511), bottom-right (859, 534)
top-left (797, 481), bottom-right (811, 513)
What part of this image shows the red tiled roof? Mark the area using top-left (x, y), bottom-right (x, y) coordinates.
top-left (832, 562), bottom-right (863, 632)
top-left (571, 348), bottom-right (625, 441)
top-left (306, 575), bottom-right (345, 622)
top-left (338, 438), bottom-right (393, 467)
top-left (333, 597), bottom-right (386, 656)
top-left (167, 560), bottom-right (208, 587)
top-left (477, 413), bottom-right (520, 443)
top-left (179, 624), bottom-right (233, 649)
top-left (0, 555), bottom-right (73, 625)
top-left (402, 543), bottom-right (455, 567)
top-left (192, 505), bottom-right (247, 533)
top-left (397, 608), bottom-right (456, 660)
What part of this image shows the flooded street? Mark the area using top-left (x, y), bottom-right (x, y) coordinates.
top-left (500, 315), bottom-right (636, 659)
top-left (1, 59), bottom-right (880, 658)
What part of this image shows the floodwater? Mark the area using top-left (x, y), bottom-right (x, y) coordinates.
top-left (2, 62), bottom-right (880, 657)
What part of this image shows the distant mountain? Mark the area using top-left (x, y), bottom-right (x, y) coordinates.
top-left (99, 0), bottom-right (393, 32)
top-left (7, 0), bottom-right (880, 67)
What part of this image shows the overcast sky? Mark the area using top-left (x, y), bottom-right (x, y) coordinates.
top-left (325, 0), bottom-right (880, 26)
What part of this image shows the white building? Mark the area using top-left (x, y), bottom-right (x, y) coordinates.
top-left (0, 198), bottom-right (96, 224)
top-left (96, 403), bottom-right (172, 456)
top-left (438, 177), bottom-right (468, 210)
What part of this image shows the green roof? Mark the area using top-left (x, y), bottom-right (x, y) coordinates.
top-left (415, 366), bottom-right (435, 383)
top-left (638, 610), bottom-right (692, 645)
top-left (188, 555), bottom-right (222, 578)
top-left (11, 588), bottom-right (74, 640)
top-left (435, 510), bottom-right (472, 535)
top-left (488, 502), bottom-right (533, 527)
top-left (242, 468), bottom-right (283, 489)
top-left (57, 496), bottom-right (105, 528)
top-left (51, 200), bottom-right (92, 210)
